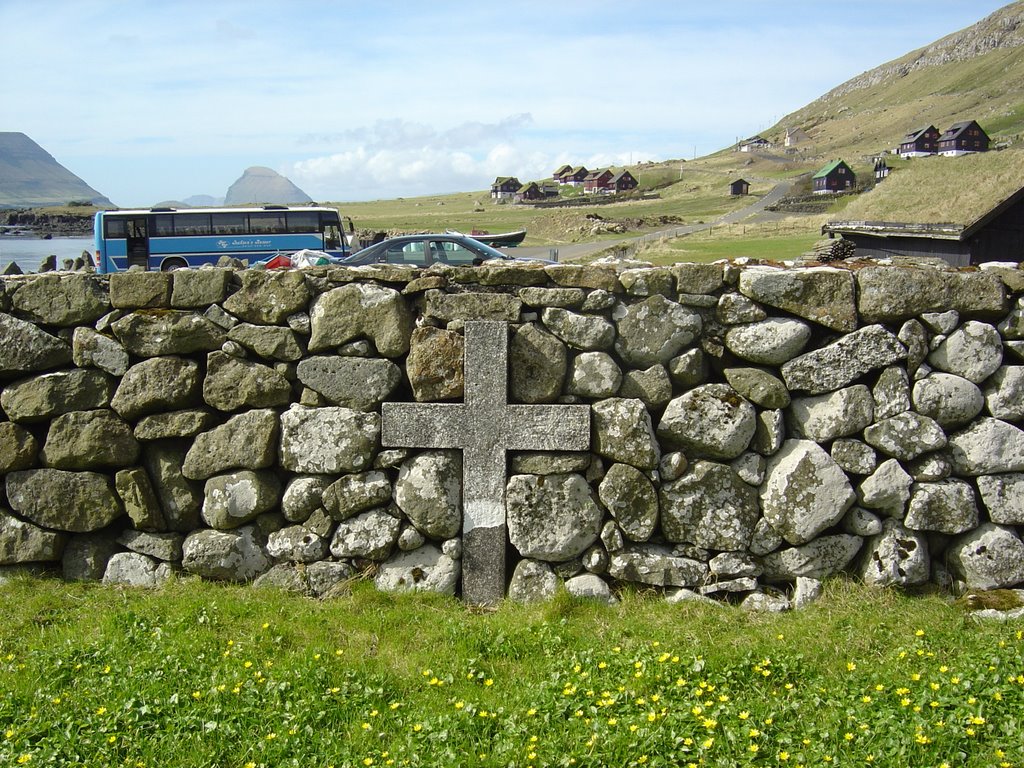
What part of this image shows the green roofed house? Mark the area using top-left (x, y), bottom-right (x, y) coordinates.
top-left (813, 160), bottom-right (855, 195)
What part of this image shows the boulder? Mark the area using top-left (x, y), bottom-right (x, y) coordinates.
top-left (508, 559), bottom-right (559, 602)
top-left (983, 366), bottom-right (1024, 421)
top-left (117, 530), bottom-right (183, 561)
top-left (947, 418), bottom-right (1024, 475)
top-left (111, 356), bottom-right (201, 421)
top-left (660, 461), bottom-right (759, 551)
top-left (872, 366), bottom-right (911, 420)
top-left (788, 385), bottom-right (873, 441)
top-left (592, 397), bottom-right (660, 470)
top-left (109, 271), bottom-right (171, 309)
top-left (657, 384), bottom-right (756, 460)
top-left (424, 290), bottom-right (523, 322)
top-left (898, 319), bottom-right (929, 375)
top-left (279, 405), bottom-right (380, 474)
top-left (266, 525), bottom-right (329, 563)
top-left (309, 283), bottom-right (414, 357)
top-left (738, 265), bottom-right (856, 331)
top-left (296, 355), bottom-right (401, 410)
top-left (855, 266), bottom-right (1006, 323)
top-left (545, 264), bottom-right (622, 292)
top-left (565, 573), bottom-right (617, 604)
top-left (133, 409), bottom-right (216, 441)
top-left (617, 364), bottom-right (673, 409)
top-left (62, 533), bottom-right (119, 581)
top-left (507, 473), bottom-right (602, 561)
top-left (322, 470), bottom-right (393, 522)
top-left (0, 422), bottom-right (39, 473)
top-left (781, 324), bottom-right (906, 395)
top-left (613, 294), bottom-right (702, 367)
top-left (759, 535), bottom-right (863, 581)
top-left (0, 508), bottom-right (67, 564)
top-left (10, 274), bottom-right (108, 325)
top-left (6, 468), bottom-right (123, 533)
top-left (111, 310), bottom-right (226, 357)
top-left (405, 326), bottom-right (464, 402)
top-left (329, 507), bottom-right (401, 561)
top-left (72, 327), bottom-right (130, 376)
top-left (114, 467), bottom-right (166, 531)
top-left (393, 451), bottom-right (462, 539)
top-left (607, 544), bottom-right (708, 587)
top-left (863, 412), bottom-right (947, 461)
top-left (227, 323), bottom-right (305, 362)
top-left (182, 525), bottom-right (272, 582)
top-left (928, 321), bottom-right (1002, 383)
top-left (143, 441), bottom-right (202, 531)
top-left (203, 352), bottom-right (291, 411)
top-left (222, 269), bottom-right (310, 325)
top-left (41, 409), bottom-right (139, 471)
top-left (723, 367), bottom-right (791, 410)
top-left (2, 369), bottom-right (115, 423)
top-left (724, 317), bottom-right (811, 365)
top-left (183, 409), bottom-right (279, 480)
top-left (904, 480), bottom-right (979, 535)
top-left (518, 287), bottom-right (587, 308)
top-left (510, 452), bottom-right (590, 475)
top-left (170, 268), bottom-right (231, 308)
top-left (976, 473), bottom-right (1024, 525)
top-left (102, 552), bottom-right (172, 588)
top-left (857, 458), bottom-right (912, 517)
top-left (831, 439), bottom-right (877, 475)
top-left (202, 470), bottom-right (282, 530)
top-left (716, 292), bottom-right (766, 324)
top-left (760, 440), bottom-right (855, 545)
top-left (620, 267), bottom-right (674, 297)
top-left (858, 519), bottom-right (929, 587)
top-left (374, 544), bottom-right (459, 595)
top-left (597, 463), bottom-right (658, 542)
top-left (911, 373), bottom-right (984, 429)
top-left (540, 307), bottom-right (615, 350)
top-left (0, 312), bottom-right (72, 374)
top-left (841, 506), bottom-right (883, 536)
top-left (305, 560), bottom-right (355, 597)
top-left (946, 523), bottom-right (1024, 590)
top-left (567, 352), bottom-right (622, 398)
top-left (509, 323), bottom-right (567, 404)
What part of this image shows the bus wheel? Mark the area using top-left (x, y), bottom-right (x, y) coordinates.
top-left (160, 258), bottom-right (188, 271)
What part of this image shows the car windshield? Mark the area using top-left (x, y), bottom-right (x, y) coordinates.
top-left (342, 235), bottom-right (511, 266)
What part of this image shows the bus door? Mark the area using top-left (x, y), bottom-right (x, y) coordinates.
top-left (125, 217), bottom-right (150, 269)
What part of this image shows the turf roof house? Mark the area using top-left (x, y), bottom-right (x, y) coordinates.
top-left (812, 159), bottom-right (856, 194)
top-left (515, 182), bottom-right (545, 202)
top-left (490, 176), bottom-right (521, 200)
top-left (583, 168), bottom-right (614, 194)
top-left (822, 183), bottom-right (1024, 267)
top-left (938, 120), bottom-right (990, 156)
top-left (552, 164), bottom-right (573, 181)
top-left (554, 166), bottom-right (589, 186)
top-left (609, 170), bottom-right (638, 194)
top-left (898, 125), bottom-right (939, 158)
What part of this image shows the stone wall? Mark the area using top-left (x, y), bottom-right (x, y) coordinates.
top-left (2, 258), bottom-right (1024, 609)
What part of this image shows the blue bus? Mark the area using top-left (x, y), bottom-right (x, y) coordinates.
top-left (93, 205), bottom-right (354, 273)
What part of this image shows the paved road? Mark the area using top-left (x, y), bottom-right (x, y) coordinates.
top-left (513, 176), bottom-right (802, 263)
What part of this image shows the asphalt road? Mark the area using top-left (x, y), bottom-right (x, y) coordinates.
top-left (512, 177), bottom-right (801, 263)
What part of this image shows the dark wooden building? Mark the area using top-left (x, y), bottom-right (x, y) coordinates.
top-left (609, 170), bottom-right (638, 194)
top-left (873, 158), bottom-right (890, 183)
top-left (729, 178), bottom-right (750, 196)
top-left (822, 184), bottom-right (1024, 266)
top-left (812, 160), bottom-right (855, 194)
top-left (552, 164), bottom-right (573, 182)
top-left (490, 176), bottom-right (522, 200)
top-left (938, 120), bottom-right (990, 155)
top-left (583, 169), bottom-right (614, 194)
top-left (515, 182), bottom-right (544, 202)
top-left (898, 125), bottom-right (938, 157)
top-left (564, 166), bottom-right (589, 186)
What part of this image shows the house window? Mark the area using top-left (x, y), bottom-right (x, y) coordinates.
top-left (838, 168), bottom-right (845, 174)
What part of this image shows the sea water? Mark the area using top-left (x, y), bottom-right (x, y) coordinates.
top-left (0, 237), bottom-right (93, 273)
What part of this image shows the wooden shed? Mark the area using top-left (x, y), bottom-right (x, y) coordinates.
top-left (729, 178), bottom-right (750, 196)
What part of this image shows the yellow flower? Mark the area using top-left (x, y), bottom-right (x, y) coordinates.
top-left (915, 629), bottom-right (925, 637)
top-left (738, 711), bottom-right (750, 720)
top-left (95, 707), bottom-right (107, 716)
top-left (846, 662), bottom-right (856, 671)
top-left (844, 732), bottom-right (854, 741)
top-left (484, 678), bottom-right (494, 687)
top-left (17, 756), bottom-right (32, 765)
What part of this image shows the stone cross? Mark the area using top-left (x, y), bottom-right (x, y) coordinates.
top-left (381, 320), bottom-right (591, 605)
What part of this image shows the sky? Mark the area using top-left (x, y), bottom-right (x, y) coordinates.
top-left (0, 0), bottom-right (1013, 207)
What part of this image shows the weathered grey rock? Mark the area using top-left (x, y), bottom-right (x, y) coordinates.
top-left (61, 533), bottom-right (119, 581)
top-left (658, 384), bottom-right (756, 460)
top-left (405, 326), bottom-right (464, 402)
top-left (567, 351), bottom-right (622, 398)
top-left (668, 348), bottom-right (707, 388)
top-left (864, 412), bottom-right (947, 461)
top-left (859, 519), bottom-right (929, 587)
top-left (204, 304), bottom-right (239, 331)
top-left (781, 324), bottom-right (906, 395)
top-left (374, 543), bottom-right (459, 594)
top-left (393, 451), bottom-right (462, 539)
top-left (72, 327), bottom-right (129, 376)
top-left (109, 271), bottom-right (171, 309)
top-left (3, 369), bottom-right (115, 423)
top-left (116, 530), bottom-right (183, 561)
top-left (752, 409), bottom-right (785, 456)
top-left (666, 588), bottom-right (721, 606)
top-left (928, 321), bottom-right (1002, 383)
top-left (507, 473), bottom-right (602, 561)
top-left (899, 318), bottom-right (929, 375)
top-left (749, 517), bottom-right (784, 556)
top-left (582, 544), bottom-right (609, 574)
top-left (739, 266), bottom-right (856, 331)
top-left (598, 463), bottom-right (658, 542)
top-left (133, 409), bottom-right (216, 441)
top-left (831, 439), bottom-right (877, 475)
top-left (111, 357), bottom-right (201, 421)
top-left (266, 525), bottom-right (329, 562)
top-left (202, 471), bottom-right (282, 530)
top-left (699, 576), bottom-right (759, 596)
top-left (723, 367), bottom-right (790, 409)
top-left (946, 523), bottom-right (1024, 590)
top-left (0, 508), bottom-right (66, 564)
top-left (143, 441), bottom-right (202, 531)
top-left (329, 507), bottom-right (401, 560)
top-left (709, 551), bottom-right (761, 578)
top-left (425, 290), bottom-right (523, 322)
top-left (279, 405), bottom-right (380, 474)
top-left (613, 294), bottom-right (702, 367)
top-left (170, 267), bottom-right (230, 308)
top-left (872, 366), bottom-right (911, 420)
top-left (509, 323), bottom-right (567, 404)
top-left (661, 461), bottom-right (759, 551)
top-left (617, 364), bottom-right (672, 408)
top-left (323, 470), bottom-right (392, 522)
top-left (788, 385), bottom-right (873, 441)
top-left (841, 506), bottom-right (884, 536)
top-left (202, 351), bottom-right (291, 412)
top-left (296, 355), bottom-right (401, 410)
top-left (518, 287), bottom-right (586, 308)
top-left (999, 305), bottom-right (1024, 340)
top-left (760, 440), bottom-right (855, 545)
top-left (857, 458), bottom-right (912, 516)
top-left (304, 560), bottom-right (354, 596)
top-left (976, 473), bottom-right (1024, 524)
top-left (658, 451), bottom-right (688, 482)
top-left (670, 263), bottom-right (724, 294)
top-left (11, 274), bottom-right (109, 325)
top-left (510, 452), bottom-right (590, 475)
top-left (592, 397), bottom-right (659, 469)
top-left (227, 323), bottom-right (304, 361)
top-left (41, 410), bottom-right (138, 473)
top-left (920, 310), bottom-right (959, 335)
top-left (102, 552), bottom-right (172, 587)
top-left (791, 577), bottom-right (823, 608)
top-left (183, 409), bottom-right (279, 480)
top-left (398, 525), bottom-right (426, 551)
top-left (856, 266), bottom-right (1006, 323)
top-left (222, 269), bottom-right (310, 325)
top-left (564, 573), bottom-right (616, 603)
top-left (724, 317), bottom-right (812, 366)
top-left (252, 563), bottom-right (308, 593)
top-left (582, 289), bottom-right (616, 312)
top-left (947, 418), bottom-right (1024, 475)
top-left (716, 292), bottom-right (766, 324)
top-left (111, 310), bottom-right (226, 357)
top-left (600, 520), bottom-right (625, 553)
top-left (731, 451), bottom-right (765, 485)
top-left (759, 535), bottom-right (863, 581)
top-left (6, 469), bottom-right (122, 533)
top-left (741, 590), bottom-right (792, 612)
top-left (905, 480), bottom-right (979, 534)
top-left (983, 366), bottom-right (1024, 421)
top-left (182, 525), bottom-right (271, 582)
top-left (541, 307), bottom-right (614, 350)
top-left (508, 558), bottom-right (559, 602)
top-left (545, 264), bottom-right (622, 292)
top-left (0, 312), bottom-right (72, 374)
top-left (0, 422), bottom-right (38, 473)
top-left (309, 283), bottom-right (414, 357)
top-left (607, 544), bottom-right (707, 587)
top-left (911, 373), bottom-right (984, 429)
top-left (281, 476), bottom-right (330, 522)
top-left (620, 267), bottom-right (674, 297)
top-left (907, 452), bottom-right (953, 481)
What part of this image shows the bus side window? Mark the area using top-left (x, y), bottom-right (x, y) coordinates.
top-left (324, 225), bottom-right (341, 249)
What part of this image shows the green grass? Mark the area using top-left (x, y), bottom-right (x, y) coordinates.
top-left (1, 577), bottom-right (1022, 767)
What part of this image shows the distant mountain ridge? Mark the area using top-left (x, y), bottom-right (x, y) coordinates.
top-left (0, 132), bottom-right (113, 208)
top-left (224, 166), bottom-right (312, 205)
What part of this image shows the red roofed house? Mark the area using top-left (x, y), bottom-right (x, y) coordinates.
top-left (583, 169), bottom-right (614, 194)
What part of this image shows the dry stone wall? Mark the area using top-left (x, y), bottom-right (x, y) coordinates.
top-left (2, 258), bottom-right (1024, 609)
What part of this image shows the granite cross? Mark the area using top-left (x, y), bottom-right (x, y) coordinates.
top-left (381, 320), bottom-right (591, 605)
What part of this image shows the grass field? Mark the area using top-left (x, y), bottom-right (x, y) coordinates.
top-left (1, 577), bottom-right (1021, 767)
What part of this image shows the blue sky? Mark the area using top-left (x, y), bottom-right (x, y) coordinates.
top-left (0, 1), bottom-right (1011, 206)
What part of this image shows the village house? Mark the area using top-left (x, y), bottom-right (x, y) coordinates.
top-left (490, 176), bottom-right (521, 200)
top-left (874, 158), bottom-right (891, 183)
top-left (729, 178), bottom-right (750, 196)
top-left (608, 170), bottom-right (638, 194)
top-left (938, 120), bottom-right (990, 156)
top-left (898, 125), bottom-right (939, 158)
top-left (740, 135), bottom-right (772, 152)
top-left (552, 164), bottom-right (573, 182)
top-left (562, 166), bottom-right (589, 186)
top-left (583, 168), bottom-right (614, 194)
top-left (784, 127), bottom-right (810, 147)
top-left (515, 182), bottom-right (545, 202)
top-left (812, 160), bottom-right (856, 194)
